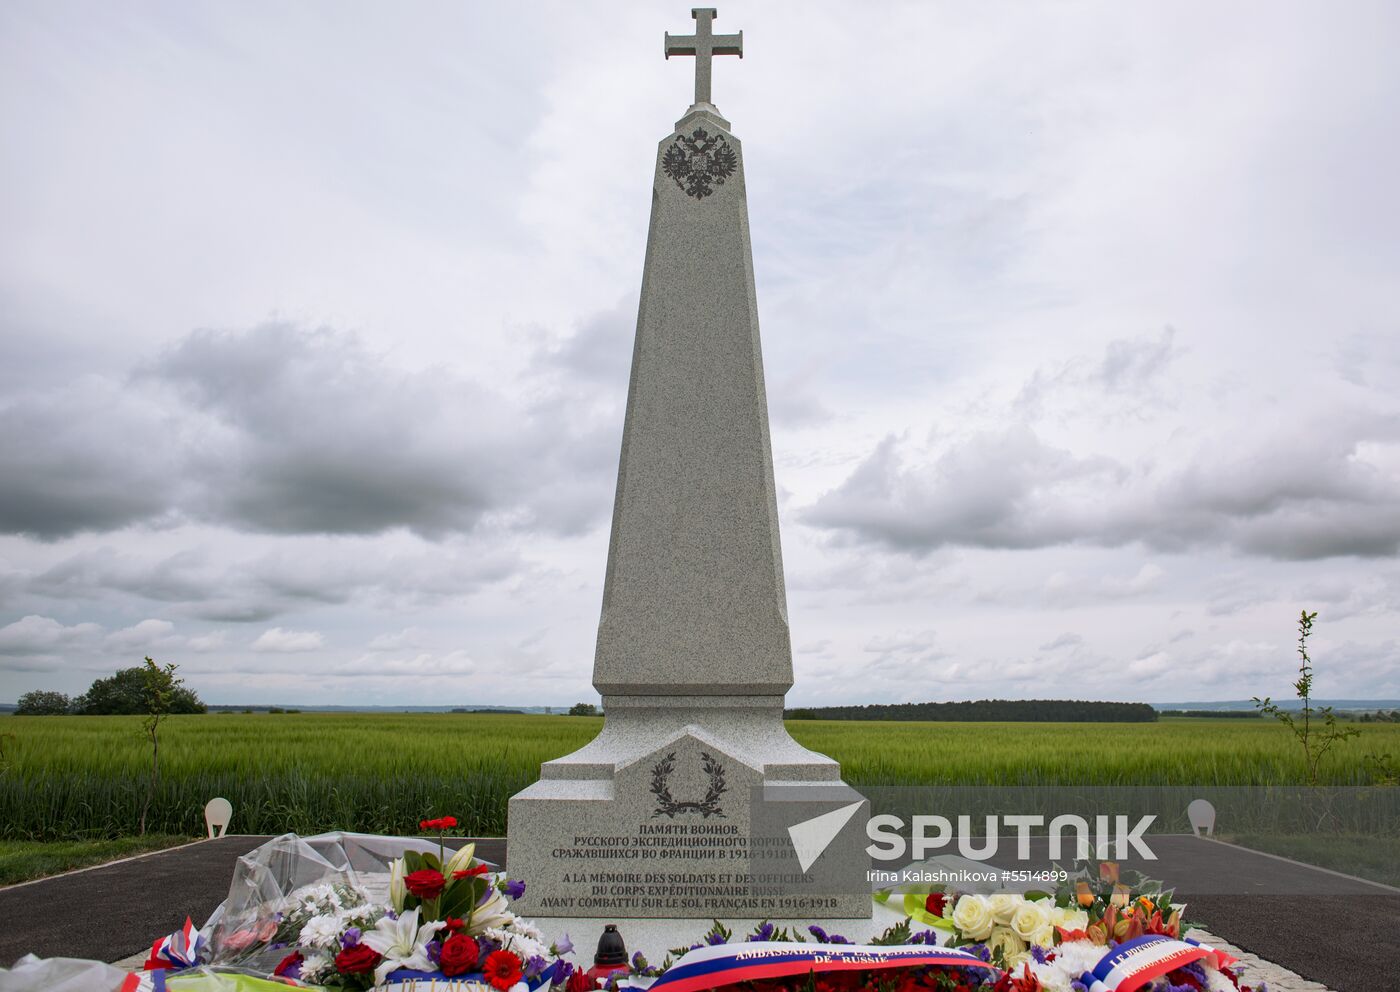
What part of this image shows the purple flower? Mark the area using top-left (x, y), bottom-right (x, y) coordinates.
top-left (478, 934), bottom-right (502, 955)
top-left (808, 925), bottom-right (830, 943)
top-left (631, 952), bottom-right (649, 972)
top-left (705, 932), bottom-right (728, 946)
top-left (1030, 945), bottom-right (1050, 964)
top-left (749, 922), bottom-right (775, 942)
top-left (504, 879), bottom-right (527, 900)
top-left (341, 927), bottom-right (361, 948)
top-left (553, 933), bottom-right (574, 956)
top-left (526, 955), bottom-right (548, 978)
top-left (270, 941), bottom-right (286, 951)
top-left (555, 961), bottom-right (576, 983)
top-left (1071, 982), bottom-right (1088, 992)
top-left (386, 910), bottom-right (398, 921)
top-left (966, 943), bottom-right (991, 963)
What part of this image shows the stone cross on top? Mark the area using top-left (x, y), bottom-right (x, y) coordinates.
top-left (665, 8), bottom-right (742, 107)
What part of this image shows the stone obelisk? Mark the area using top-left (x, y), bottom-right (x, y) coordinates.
top-left (508, 9), bottom-right (868, 920)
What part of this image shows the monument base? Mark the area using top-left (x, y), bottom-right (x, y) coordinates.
top-left (507, 696), bottom-right (871, 920)
top-left (528, 903), bottom-right (912, 967)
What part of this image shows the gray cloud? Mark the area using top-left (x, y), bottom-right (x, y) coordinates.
top-left (0, 322), bottom-right (620, 542)
top-left (804, 406), bottom-right (1400, 562)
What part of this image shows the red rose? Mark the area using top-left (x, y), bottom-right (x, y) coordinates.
top-left (454, 864), bottom-right (490, 879)
top-left (335, 943), bottom-right (382, 975)
top-left (405, 868), bottom-right (447, 900)
top-left (484, 949), bottom-right (523, 990)
top-left (439, 933), bottom-right (480, 977)
top-left (274, 951), bottom-right (303, 977)
top-left (924, 892), bottom-right (946, 917)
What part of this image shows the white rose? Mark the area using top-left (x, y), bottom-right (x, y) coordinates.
top-left (985, 926), bottom-right (1027, 967)
top-left (951, 894), bottom-right (995, 940)
top-left (989, 893), bottom-right (1023, 925)
top-left (1049, 906), bottom-right (1089, 932)
top-left (1028, 925), bottom-right (1055, 949)
top-left (1010, 900), bottom-right (1052, 941)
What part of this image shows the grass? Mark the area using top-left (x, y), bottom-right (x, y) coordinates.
top-left (1220, 833), bottom-right (1400, 888)
top-left (1, 713), bottom-right (1396, 841)
top-left (0, 834), bottom-right (193, 886)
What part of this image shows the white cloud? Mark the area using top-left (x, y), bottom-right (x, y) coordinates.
top-left (252, 627), bottom-right (325, 653)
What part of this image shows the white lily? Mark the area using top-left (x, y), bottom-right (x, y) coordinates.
top-left (469, 886), bottom-right (514, 933)
top-left (443, 842), bottom-right (477, 876)
top-left (387, 857), bottom-right (407, 912)
top-left (359, 907), bottom-right (443, 986)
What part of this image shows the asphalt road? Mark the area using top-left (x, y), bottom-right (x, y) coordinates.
top-left (1, 836), bottom-right (1394, 991)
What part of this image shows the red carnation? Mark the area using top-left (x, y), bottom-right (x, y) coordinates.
top-left (420, 815), bottom-right (460, 831)
top-left (440, 933), bottom-right (481, 977)
top-left (445, 916), bottom-right (466, 932)
top-left (274, 951), bottom-right (303, 977)
top-left (405, 868), bottom-right (448, 900)
top-left (335, 943), bottom-right (382, 975)
top-left (924, 892), bottom-right (946, 917)
top-left (454, 864), bottom-right (491, 879)
top-left (484, 949), bottom-right (523, 990)
top-left (567, 967), bottom-right (594, 992)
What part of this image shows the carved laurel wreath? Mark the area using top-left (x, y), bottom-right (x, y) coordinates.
top-left (662, 128), bottom-right (738, 200)
top-left (650, 751), bottom-right (728, 818)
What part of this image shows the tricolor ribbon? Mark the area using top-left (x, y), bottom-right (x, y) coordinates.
top-left (143, 916), bottom-right (204, 971)
top-left (1078, 934), bottom-right (1239, 992)
top-left (647, 942), bottom-right (998, 992)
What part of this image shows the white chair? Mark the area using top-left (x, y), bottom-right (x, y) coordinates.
top-left (205, 797), bottom-right (233, 838)
top-left (1187, 798), bottom-right (1216, 837)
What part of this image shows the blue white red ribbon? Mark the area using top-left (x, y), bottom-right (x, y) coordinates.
top-left (143, 916), bottom-right (204, 971)
top-left (1078, 934), bottom-right (1238, 992)
top-left (647, 942), bottom-right (997, 992)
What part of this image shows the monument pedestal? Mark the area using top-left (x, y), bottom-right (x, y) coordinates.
top-left (509, 697), bottom-right (869, 919)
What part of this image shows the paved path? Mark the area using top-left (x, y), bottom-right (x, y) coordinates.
top-left (1, 837), bottom-right (1394, 991)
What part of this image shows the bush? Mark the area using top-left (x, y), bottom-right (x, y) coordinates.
top-left (73, 667), bottom-right (206, 715)
top-left (567, 702), bottom-right (598, 717)
top-left (15, 691), bottom-right (72, 716)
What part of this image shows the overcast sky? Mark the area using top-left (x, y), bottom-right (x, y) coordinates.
top-left (3, 1), bottom-right (1398, 707)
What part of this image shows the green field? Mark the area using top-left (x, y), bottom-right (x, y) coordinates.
top-left (0, 713), bottom-right (1395, 841)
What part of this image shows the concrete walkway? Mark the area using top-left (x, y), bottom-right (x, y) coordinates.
top-left (1, 836), bottom-right (1394, 991)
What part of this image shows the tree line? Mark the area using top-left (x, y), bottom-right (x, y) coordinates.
top-left (785, 699), bottom-right (1158, 722)
top-left (15, 666), bottom-right (206, 716)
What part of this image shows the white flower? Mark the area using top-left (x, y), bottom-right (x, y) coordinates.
top-left (988, 893), bottom-right (1023, 925)
top-left (299, 914), bottom-right (343, 950)
top-left (444, 843), bottom-right (478, 876)
top-left (985, 926), bottom-right (1027, 968)
top-left (388, 857), bottom-right (407, 913)
top-left (1049, 906), bottom-right (1090, 932)
top-left (1204, 968), bottom-right (1238, 992)
top-left (298, 952), bottom-right (334, 985)
top-left (951, 894), bottom-right (995, 940)
top-left (470, 887), bottom-right (514, 933)
top-left (359, 907), bottom-right (444, 986)
top-left (485, 926), bottom-right (550, 964)
top-left (1010, 900), bottom-right (1052, 941)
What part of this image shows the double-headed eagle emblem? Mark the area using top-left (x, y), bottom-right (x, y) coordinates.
top-left (662, 128), bottom-right (738, 200)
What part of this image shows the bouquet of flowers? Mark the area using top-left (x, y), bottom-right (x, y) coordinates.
top-left (880, 862), bottom-right (1262, 992)
top-left (186, 822), bottom-right (576, 992)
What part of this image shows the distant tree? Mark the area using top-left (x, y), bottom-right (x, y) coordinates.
top-left (15, 690), bottom-right (72, 715)
top-left (568, 702), bottom-right (598, 717)
top-left (786, 708), bottom-right (817, 720)
top-left (74, 666), bottom-right (205, 715)
top-left (139, 658), bottom-right (184, 835)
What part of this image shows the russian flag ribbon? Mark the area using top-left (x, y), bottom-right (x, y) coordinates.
top-left (143, 916), bottom-right (204, 971)
top-left (647, 942), bottom-right (999, 992)
top-left (1078, 934), bottom-right (1239, 992)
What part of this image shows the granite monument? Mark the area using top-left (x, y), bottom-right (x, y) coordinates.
top-left (507, 8), bottom-right (868, 920)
